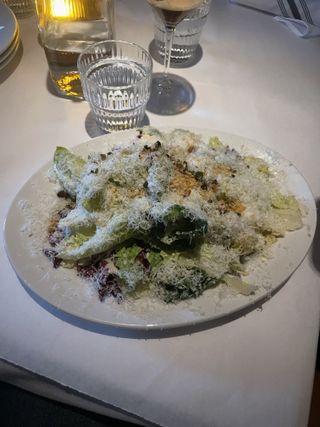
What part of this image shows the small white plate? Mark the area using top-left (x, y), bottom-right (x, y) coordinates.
top-left (4, 129), bottom-right (317, 330)
top-left (0, 25), bottom-right (20, 67)
top-left (0, 33), bottom-right (20, 71)
top-left (0, 4), bottom-right (18, 56)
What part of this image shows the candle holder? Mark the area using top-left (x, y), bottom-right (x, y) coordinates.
top-left (35, 0), bottom-right (115, 99)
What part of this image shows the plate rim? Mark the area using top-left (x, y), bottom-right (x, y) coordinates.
top-left (0, 4), bottom-right (18, 56)
top-left (0, 26), bottom-right (20, 64)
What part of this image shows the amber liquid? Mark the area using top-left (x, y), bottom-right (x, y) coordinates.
top-left (44, 42), bottom-right (85, 98)
top-left (38, 1), bottom-right (114, 98)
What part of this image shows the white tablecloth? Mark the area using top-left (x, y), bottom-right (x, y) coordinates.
top-left (1, 1), bottom-right (320, 426)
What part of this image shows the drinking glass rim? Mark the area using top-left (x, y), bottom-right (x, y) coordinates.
top-left (77, 39), bottom-right (153, 88)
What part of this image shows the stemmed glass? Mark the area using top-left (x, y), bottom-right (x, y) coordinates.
top-left (146, 0), bottom-right (203, 115)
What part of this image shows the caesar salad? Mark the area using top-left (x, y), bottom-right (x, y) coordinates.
top-left (43, 127), bottom-right (303, 304)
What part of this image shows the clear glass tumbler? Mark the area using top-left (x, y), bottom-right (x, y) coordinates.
top-left (35, 0), bottom-right (114, 99)
top-left (3, 0), bottom-right (35, 17)
top-left (153, 0), bottom-right (212, 63)
top-left (78, 40), bottom-right (153, 132)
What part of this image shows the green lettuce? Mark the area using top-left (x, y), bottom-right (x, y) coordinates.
top-left (53, 147), bottom-right (85, 198)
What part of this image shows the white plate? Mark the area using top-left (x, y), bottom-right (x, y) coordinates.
top-left (4, 129), bottom-right (317, 330)
top-left (0, 4), bottom-right (18, 56)
top-left (0, 34), bottom-right (20, 71)
top-left (0, 25), bottom-right (20, 67)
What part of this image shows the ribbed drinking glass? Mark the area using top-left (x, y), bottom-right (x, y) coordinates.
top-left (78, 40), bottom-right (153, 132)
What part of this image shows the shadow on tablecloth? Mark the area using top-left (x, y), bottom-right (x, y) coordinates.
top-left (84, 111), bottom-right (151, 139)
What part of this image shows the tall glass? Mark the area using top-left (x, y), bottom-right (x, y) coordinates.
top-left (153, 0), bottom-right (212, 64)
top-left (146, 0), bottom-right (202, 115)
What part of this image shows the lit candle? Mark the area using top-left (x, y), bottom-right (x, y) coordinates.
top-left (35, 0), bottom-right (114, 99)
top-left (51, 0), bottom-right (75, 18)
top-left (39, 0), bottom-right (101, 20)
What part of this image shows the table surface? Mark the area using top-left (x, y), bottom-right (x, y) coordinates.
top-left (1, 1), bottom-right (320, 426)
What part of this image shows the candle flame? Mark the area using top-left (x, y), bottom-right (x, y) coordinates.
top-left (51, 0), bottom-right (73, 18)
top-left (42, 0), bottom-right (101, 20)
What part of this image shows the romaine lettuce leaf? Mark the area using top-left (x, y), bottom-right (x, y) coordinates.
top-left (152, 255), bottom-right (210, 303)
top-left (114, 245), bottom-right (146, 291)
top-left (53, 147), bottom-right (85, 198)
top-left (151, 204), bottom-right (208, 250)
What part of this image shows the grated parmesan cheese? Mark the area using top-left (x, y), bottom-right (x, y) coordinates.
top-left (45, 127), bottom-right (304, 304)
